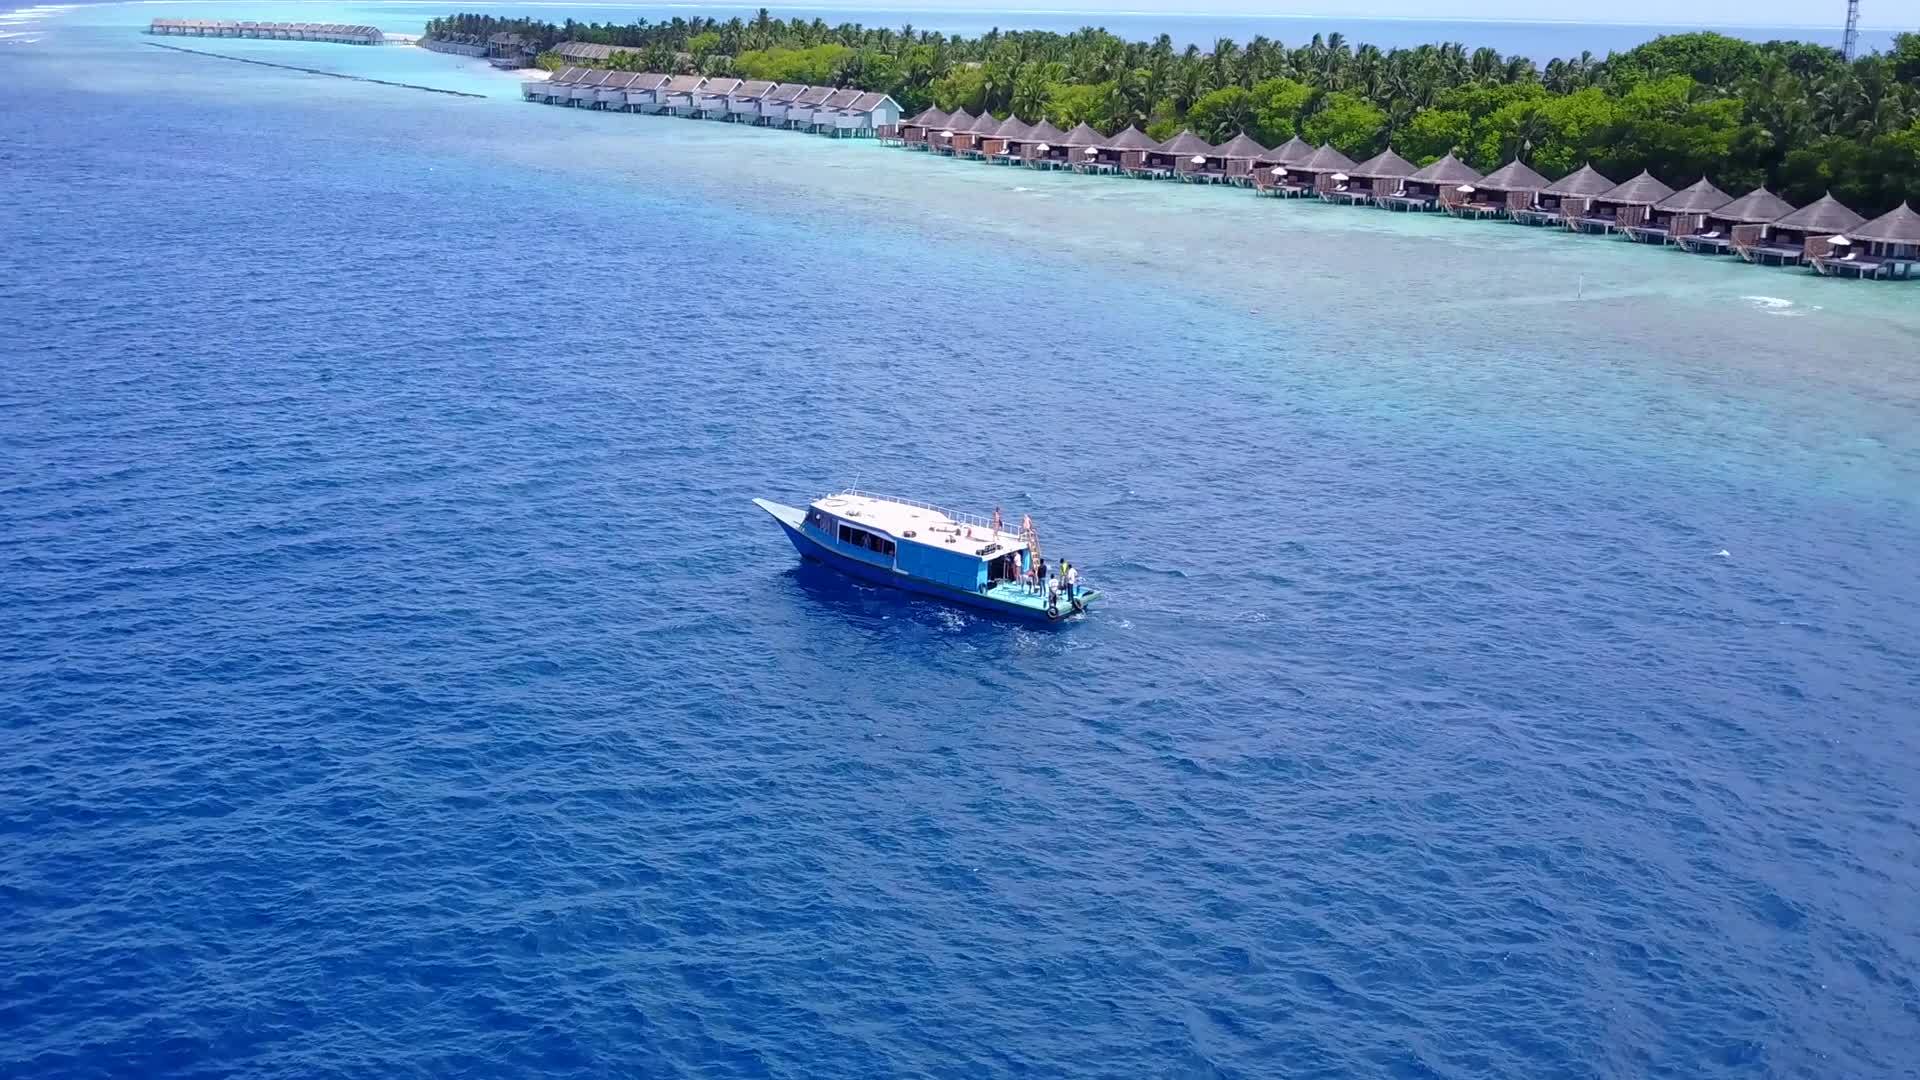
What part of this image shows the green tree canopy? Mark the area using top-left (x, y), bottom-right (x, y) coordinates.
top-left (1249, 77), bottom-right (1313, 144)
top-left (1303, 92), bottom-right (1388, 156)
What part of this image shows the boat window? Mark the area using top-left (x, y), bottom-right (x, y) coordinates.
top-left (866, 534), bottom-right (886, 554)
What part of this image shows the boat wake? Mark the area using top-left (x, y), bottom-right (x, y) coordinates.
top-left (1741, 295), bottom-right (1815, 316)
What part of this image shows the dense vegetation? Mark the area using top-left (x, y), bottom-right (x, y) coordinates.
top-left (425, 11), bottom-right (1920, 213)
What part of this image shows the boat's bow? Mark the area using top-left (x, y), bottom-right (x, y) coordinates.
top-left (754, 497), bottom-right (806, 529)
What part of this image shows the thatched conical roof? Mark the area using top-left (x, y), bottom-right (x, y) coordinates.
top-left (1215, 132), bottom-right (1269, 159)
top-left (967, 111), bottom-right (1002, 135)
top-left (1157, 130), bottom-right (1217, 156)
top-left (1598, 170), bottom-right (1675, 206)
top-left (1061, 122), bottom-right (1105, 147)
top-left (1102, 125), bottom-right (1159, 151)
top-left (1297, 144), bottom-right (1359, 172)
top-left (1262, 135), bottom-right (1315, 165)
top-left (1351, 147), bottom-right (1417, 179)
top-left (1544, 163), bottom-right (1615, 197)
top-left (1772, 192), bottom-right (1866, 234)
top-left (1849, 202), bottom-right (1920, 243)
top-left (941, 109), bottom-right (974, 133)
top-left (905, 106), bottom-right (947, 127)
top-left (1654, 177), bottom-right (1733, 213)
top-left (1710, 187), bottom-right (1796, 224)
top-left (1407, 152), bottom-right (1483, 186)
top-left (1026, 120), bottom-right (1069, 145)
top-left (1479, 160), bottom-right (1550, 193)
top-left (993, 116), bottom-right (1034, 140)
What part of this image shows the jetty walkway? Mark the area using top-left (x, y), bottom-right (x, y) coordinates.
top-left (145, 43), bottom-right (484, 98)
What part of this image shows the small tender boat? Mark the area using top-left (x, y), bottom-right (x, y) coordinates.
top-left (756, 490), bottom-right (1097, 622)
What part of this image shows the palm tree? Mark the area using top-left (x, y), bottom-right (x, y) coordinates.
top-left (1210, 37), bottom-right (1238, 91)
top-left (1012, 66), bottom-right (1048, 119)
top-left (1352, 44), bottom-right (1384, 100)
top-left (1470, 46), bottom-right (1502, 83)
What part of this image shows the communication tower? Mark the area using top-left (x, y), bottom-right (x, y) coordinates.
top-left (1843, 0), bottom-right (1861, 61)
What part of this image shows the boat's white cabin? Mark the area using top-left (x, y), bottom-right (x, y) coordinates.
top-left (809, 492), bottom-right (1029, 559)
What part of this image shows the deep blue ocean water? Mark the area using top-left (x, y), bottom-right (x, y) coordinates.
top-left (5, 7), bottom-right (1920, 1079)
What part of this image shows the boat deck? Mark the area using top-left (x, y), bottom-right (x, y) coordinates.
top-left (815, 490), bottom-right (1028, 553)
top-left (983, 579), bottom-right (1101, 616)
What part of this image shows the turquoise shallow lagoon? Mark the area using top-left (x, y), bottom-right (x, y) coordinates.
top-left (3, 5), bottom-right (1919, 1078)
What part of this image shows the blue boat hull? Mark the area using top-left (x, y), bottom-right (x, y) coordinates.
top-left (758, 501), bottom-right (1073, 623)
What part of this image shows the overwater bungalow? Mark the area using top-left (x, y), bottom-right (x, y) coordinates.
top-left (1251, 136), bottom-right (1317, 196)
top-left (541, 67), bottom-right (583, 103)
top-left (844, 92), bottom-right (901, 139)
top-left (726, 80), bottom-right (776, 122)
top-left (1057, 122), bottom-right (1106, 169)
top-left (932, 110), bottom-right (975, 154)
top-left (1143, 131), bottom-right (1221, 181)
top-left (1515, 164), bottom-right (1615, 226)
top-left (1623, 178), bottom-right (1732, 244)
top-left (788, 86), bottom-right (835, 131)
top-left (1451, 160), bottom-right (1549, 217)
top-left (692, 78), bottom-right (742, 119)
top-left (1022, 121), bottom-right (1072, 167)
top-left (1393, 153), bottom-right (1483, 211)
top-left (595, 71), bottom-right (638, 110)
top-left (1574, 170), bottom-right (1674, 233)
top-left (1256, 135), bottom-right (1314, 167)
top-left (623, 73), bottom-right (670, 113)
top-left (661, 74), bottom-right (706, 117)
top-left (1292, 144), bottom-right (1361, 197)
top-left (1214, 133), bottom-right (1269, 185)
top-left (758, 83), bottom-right (806, 127)
top-left (1084, 126), bottom-right (1158, 174)
top-left (149, 19), bottom-right (382, 44)
top-left (1675, 187), bottom-right (1798, 254)
top-left (569, 70), bottom-right (610, 108)
top-left (983, 116), bottom-right (1034, 163)
top-left (1333, 147), bottom-right (1417, 205)
top-left (1812, 202), bottom-right (1920, 280)
top-left (954, 110), bottom-right (1003, 157)
top-left (1740, 192), bottom-right (1866, 266)
top-left (898, 106), bottom-right (949, 148)
top-left (813, 88), bottom-right (862, 136)
top-left (522, 70), bottom-right (558, 101)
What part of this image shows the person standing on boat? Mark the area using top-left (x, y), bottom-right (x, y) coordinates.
top-left (1036, 556), bottom-right (1048, 598)
top-left (1065, 561), bottom-right (1079, 601)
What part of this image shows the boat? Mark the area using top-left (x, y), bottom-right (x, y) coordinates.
top-left (755, 490), bottom-right (1098, 622)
